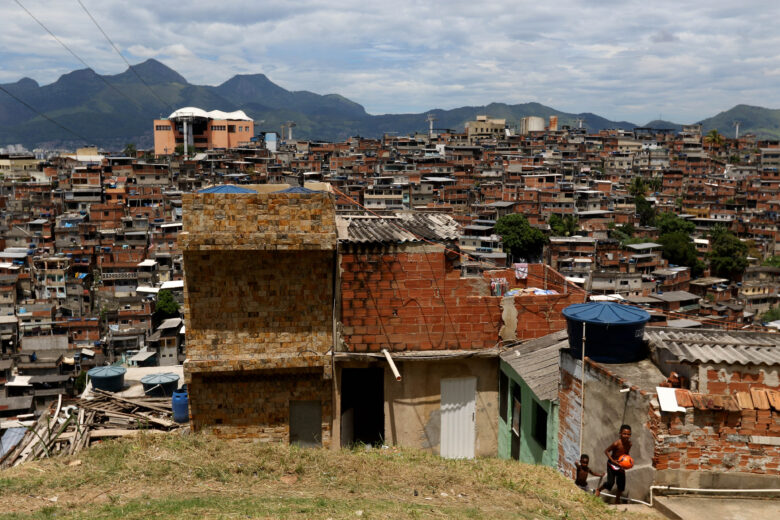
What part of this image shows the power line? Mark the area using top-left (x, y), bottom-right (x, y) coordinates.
top-left (14, 0), bottom-right (146, 112)
top-left (75, 0), bottom-right (173, 112)
top-left (0, 84), bottom-right (89, 143)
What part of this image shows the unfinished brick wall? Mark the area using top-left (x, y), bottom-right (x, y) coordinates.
top-left (339, 244), bottom-right (502, 351)
top-left (339, 249), bottom-right (585, 352)
top-left (651, 405), bottom-right (780, 475)
top-left (183, 250), bottom-right (333, 373)
top-left (701, 365), bottom-right (780, 395)
top-left (189, 368), bottom-right (332, 445)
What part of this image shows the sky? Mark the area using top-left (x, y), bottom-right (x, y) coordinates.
top-left (2, 0), bottom-right (780, 124)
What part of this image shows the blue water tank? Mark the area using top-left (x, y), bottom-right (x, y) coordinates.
top-left (141, 373), bottom-right (180, 397)
top-left (563, 302), bottom-right (650, 363)
top-left (88, 366), bottom-right (126, 392)
top-left (172, 387), bottom-right (189, 423)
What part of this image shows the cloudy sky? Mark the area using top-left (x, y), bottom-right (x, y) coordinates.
top-left (2, 0), bottom-right (779, 124)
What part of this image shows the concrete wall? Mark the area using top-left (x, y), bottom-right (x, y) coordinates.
top-left (558, 351), bottom-right (656, 500)
top-left (189, 368), bottom-right (331, 444)
top-left (498, 359), bottom-right (558, 467)
top-left (332, 358), bottom-right (499, 456)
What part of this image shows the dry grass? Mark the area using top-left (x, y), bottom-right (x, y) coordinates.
top-left (0, 432), bottom-right (657, 519)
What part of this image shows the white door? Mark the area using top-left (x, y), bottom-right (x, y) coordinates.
top-left (440, 377), bottom-right (477, 459)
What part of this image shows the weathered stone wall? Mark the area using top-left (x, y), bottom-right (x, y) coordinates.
top-left (180, 191), bottom-right (337, 251)
top-left (183, 250), bottom-right (334, 374)
top-left (189, 368), bottom-right (332, 445)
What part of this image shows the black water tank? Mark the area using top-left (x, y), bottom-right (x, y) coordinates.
top-left (563, 302), bottom-right (650, 363)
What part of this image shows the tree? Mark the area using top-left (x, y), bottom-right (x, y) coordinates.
top-left (628, 177), bottom-right (648, 197)
top-left (154, 289), bottom-right (180, 325)
top-left (495, 213), bottom-right (547, 262)
top-left (658, 231), bottom-right (705, 277)
top-left (703, 129), bottom-right (725, 152)
top-left (761, 307), bottom-right (780, 323)
top-left (635, 194), bottom-right (656, 227)
top-left (656, 212), bottom-right (695, 236)
top-left (762, 256), bottom-right (780, 269)
top-left (648, 177), bottom-right (662, 193)
top-left (122, 142), bottom-right (137, 157)
top-left (709, 226), bottom-right (748, 279)
top-left (548, 214), bottom-right (579, 237)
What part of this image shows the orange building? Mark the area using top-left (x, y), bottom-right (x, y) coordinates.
top-left (153, 107), bottom-right (254, 156)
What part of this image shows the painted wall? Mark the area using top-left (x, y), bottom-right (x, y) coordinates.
top-left (558, 351), bottom-right (656, 500)
top-left (333, 358), bottom-right (500, 457)
top-left (498, 360), bottom-right (559, 467)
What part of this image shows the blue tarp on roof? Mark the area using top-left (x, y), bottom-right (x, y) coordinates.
top-left (562, 302), bottom-right (650, 325)
top-left (198, 184), bottom-right (257, 194)
top-left (273, 186), bottom-right (321, 194)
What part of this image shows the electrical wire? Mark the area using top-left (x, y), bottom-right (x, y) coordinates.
top-left (0, 84), bottom-right (89, 143)
top-left (14, 0), bottom-right (146, 112)
top-left (75, 0), bottom-right (173, 112)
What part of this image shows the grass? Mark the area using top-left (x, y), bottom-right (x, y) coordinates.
top-left (0, 433), bottom-right (655, 519)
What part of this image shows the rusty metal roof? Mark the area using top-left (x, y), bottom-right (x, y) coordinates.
top-left (336, 213), bottom-right (461, 244)
top-left (645, 327), bottom-right (780, 366)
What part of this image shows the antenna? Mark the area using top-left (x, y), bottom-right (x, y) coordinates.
top-left (426, 113), bottom-right (437, 138)
top-left (733, 120), bottom-right (741, 140)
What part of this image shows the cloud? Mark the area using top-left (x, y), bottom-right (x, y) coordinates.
top-left (2, 0), bottom-right (780, 124)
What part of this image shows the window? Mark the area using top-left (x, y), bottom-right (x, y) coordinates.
top-left (499, 372), bottom-right (508, 422)
top-left (532, 401), bottom-right (548, 449)
top-left (511, 384), bottom-right (521, 435)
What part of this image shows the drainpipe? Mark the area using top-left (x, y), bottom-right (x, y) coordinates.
top-left (382, 349), bottom-right (401, 381)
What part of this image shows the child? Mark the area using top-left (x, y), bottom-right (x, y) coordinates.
top-left (573, 454), bottom-right (603, 492)
top-left (595, 424), bottom-right (632, 504)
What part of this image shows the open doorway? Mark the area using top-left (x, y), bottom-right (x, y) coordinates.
top-left (341, 367), bottom-right (384, 447)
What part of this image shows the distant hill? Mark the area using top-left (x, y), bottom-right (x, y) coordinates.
top-left (643, 119), bottom-right (683, 133)
top-left (4, 59), bottom-right (780, 149)
top-left (698, 104), bottom-right (780, 140)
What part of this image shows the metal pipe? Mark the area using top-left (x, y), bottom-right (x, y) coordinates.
top-left (648, 485), bottom-right (780, 507)
top-left (578, 321), bottom-right (586, 457)
top-left (382, 349), bottom-right (401, 381)
top-left (597, 490), bottom-right (651, 507)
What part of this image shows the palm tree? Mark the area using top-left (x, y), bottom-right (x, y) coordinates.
top-left (703, 129), bottom-right (725, 153)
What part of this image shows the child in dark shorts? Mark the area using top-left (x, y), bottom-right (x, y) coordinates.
top-left (596, 424), bottom-right (632, 504)
top-left (574, 454), bottom-right (603, 492)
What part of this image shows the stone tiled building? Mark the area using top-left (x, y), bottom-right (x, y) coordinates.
top-left (181, 185), bottom-right (337, 445)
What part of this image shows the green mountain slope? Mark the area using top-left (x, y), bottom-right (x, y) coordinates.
top-left (699, 104), bottom-right (780, 139)
top-left (12, 59), bottom-right (777, 148)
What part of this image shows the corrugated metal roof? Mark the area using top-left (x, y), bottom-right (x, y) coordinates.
top-left (645, 327), bottom-right (780, 366)
top-left (500, 330), bottom-right (568, 401)
top-left (336, 213), bottom-right (460, 244)
top-left (197, 184), bottom-right (257, 194)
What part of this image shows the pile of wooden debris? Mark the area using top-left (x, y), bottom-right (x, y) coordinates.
top-left (0, 389), bottom-right (183, 468)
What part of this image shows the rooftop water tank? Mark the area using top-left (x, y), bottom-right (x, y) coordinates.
top-left (562, 302), bottom-right (650, 363)
top-left (88, 366), bottom-right (126, 392)
top-left (141, 373), bottom-right (180, 397)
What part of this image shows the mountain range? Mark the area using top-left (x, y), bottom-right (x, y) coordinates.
top-left (0, 59), bottom-right (777, 149)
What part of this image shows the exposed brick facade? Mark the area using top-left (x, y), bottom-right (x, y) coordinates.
top-left (182, 189), bottom-right (337, 442)
top-left (340, 245), bottom-right (501, 352)
top-left (339, 247), bottom-right (585, 352)
top-left (189, 368), bottom-right (332, 444)
top-left (651, 406), bottom-right (780, 475)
